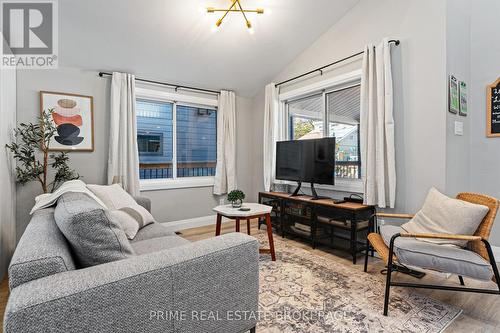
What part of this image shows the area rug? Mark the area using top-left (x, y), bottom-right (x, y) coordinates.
top-left (255, 234), bottom-right (461, 333)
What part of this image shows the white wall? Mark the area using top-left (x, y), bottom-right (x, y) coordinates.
top-left (15, 67), bottom-right (254, 238)
top-left (251, 0), bottom-right (449, 213)
top-left (445, 0), bottom-right (471, 197)
top-left (470, 0), bottom-right (500, 245)
top-left (0, 39), bottom-right (17, 279)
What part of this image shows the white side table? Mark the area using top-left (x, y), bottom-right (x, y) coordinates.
top-left (213, 203), bottom-right (276, 261)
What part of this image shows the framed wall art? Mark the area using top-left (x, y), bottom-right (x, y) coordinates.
top-left (448, 75), bottom-right (459, 114)
top-left (40, 91), bottom-right (94, 151)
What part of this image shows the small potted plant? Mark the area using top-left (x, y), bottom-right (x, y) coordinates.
top-left (227, 189), bottom-right (245, 208)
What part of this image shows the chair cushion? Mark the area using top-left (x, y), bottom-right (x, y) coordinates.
top-left (54, 192), bottom-right (135, 267)
top-left (131, 235), bottom-right (190, 255)
top-left (401, 187), bottom-right (489, 247)
top-left (380, 225), bottom-right (494, 281)
top-left (8, 208), bottom-right (76, 290)
top-left (131, 222), bottom-right (176, 242)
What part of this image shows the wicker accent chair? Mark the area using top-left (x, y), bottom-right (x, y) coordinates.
top-left (364, 192), bottom-right (500, 316)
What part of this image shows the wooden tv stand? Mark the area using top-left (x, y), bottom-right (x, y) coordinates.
top-left (258, 191), bottom-right (376, 264)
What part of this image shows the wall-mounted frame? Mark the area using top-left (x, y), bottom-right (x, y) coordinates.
top-left (487, 78), bottom-right (500, 137)
top-left (459, 81), bottom-right (467, 116)
top-left (40, 91), bottom-right (94, 151)
top-left (448, 75), bottom-right (459, 114)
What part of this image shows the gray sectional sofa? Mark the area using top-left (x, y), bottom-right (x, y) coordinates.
top-left (4, 194), bottom-right (259, 333)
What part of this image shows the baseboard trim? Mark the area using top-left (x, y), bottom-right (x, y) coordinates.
top-left (160, 215), bottom-right (217, 232)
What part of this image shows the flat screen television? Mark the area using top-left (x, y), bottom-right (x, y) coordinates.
top-left (275, 138), bottom-right (336, 200)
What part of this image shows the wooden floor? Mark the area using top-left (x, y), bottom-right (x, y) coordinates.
top-left (1, 220), bottom-right (500, 332)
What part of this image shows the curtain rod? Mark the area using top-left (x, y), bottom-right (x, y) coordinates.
top-left (98, 72), bottom-right (221, 95)
top-left (275, 39), bottom-right (400, 88)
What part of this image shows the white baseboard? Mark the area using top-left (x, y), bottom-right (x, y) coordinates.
top-left (160, 215), bottom-right (217, 232)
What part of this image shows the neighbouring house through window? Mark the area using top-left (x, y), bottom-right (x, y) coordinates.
top-left (136, 99), bottom-right (217, 180)
top-left (286, 84), bottom-right (361, 180)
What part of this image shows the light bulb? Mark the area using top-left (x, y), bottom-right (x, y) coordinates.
top-left (248, 27), bottom-right (255, 34)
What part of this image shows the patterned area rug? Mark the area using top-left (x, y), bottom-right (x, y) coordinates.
top-left (256, 234), bottom-right (461, 333)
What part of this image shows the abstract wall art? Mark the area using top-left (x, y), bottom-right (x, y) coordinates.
top-left (40, 91), bottom-right (94, 151)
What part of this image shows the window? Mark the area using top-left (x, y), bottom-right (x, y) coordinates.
top-left (286, 84), bottom-right (361, 180)
top-left (136, 98), bottom-right (217, 182)
top-left (327, 85), bottom-right (361, 179)
top-left (288, 94), bottom-right (323, 140)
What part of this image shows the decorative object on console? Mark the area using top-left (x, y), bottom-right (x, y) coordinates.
top-left (227, 189), bottom-right (245, 208)
top-left (5, 109), bottom-right (80, 193)
top-left (40, 91), bottom-right (94, 151)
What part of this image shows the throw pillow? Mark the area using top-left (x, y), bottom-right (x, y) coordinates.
top-left (54, 192), bottom-right (135, 267)
top-left (87, 183), bottom-right (137, 210)
top-left (401, 188), bottom-right (489, 247)
top-left (107, 210), bottom-right (140, 240)
top-left (87, 184), bottom-right (155, 238)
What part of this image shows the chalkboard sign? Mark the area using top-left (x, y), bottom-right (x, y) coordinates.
top-left (487, 78), bottom-right (500, 137)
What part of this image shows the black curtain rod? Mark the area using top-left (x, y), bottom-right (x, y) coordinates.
top-left (98, 72), bottom-right (220, 95)
top-left (275, 39), bottom-right (400, 88)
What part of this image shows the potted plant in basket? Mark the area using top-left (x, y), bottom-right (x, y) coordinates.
top-left (228, 189), bottom-right (245, 208)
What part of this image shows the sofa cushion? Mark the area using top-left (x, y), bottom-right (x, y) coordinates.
top-left (402, 187), bottom-right (489, 247)
top-left (131, 235), bottom-right (190, 255)
top-left (380, 225), bottom-right (493, 281)
top-left (131, 222), bottom-right (175, 242)
top-left (8, 208), bottom-right (76, 290)
top-left (54, 192), bottom-right (135, 267)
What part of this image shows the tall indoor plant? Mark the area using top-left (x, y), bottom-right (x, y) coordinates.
top-left (5, 109), bottom-right (79, 193)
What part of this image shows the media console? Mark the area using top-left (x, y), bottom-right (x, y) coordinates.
top-left (258, 191), bottom-right (376, 264)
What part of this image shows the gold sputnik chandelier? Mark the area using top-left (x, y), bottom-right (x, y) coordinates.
top-left (207, 0), bottom-right (265, 33)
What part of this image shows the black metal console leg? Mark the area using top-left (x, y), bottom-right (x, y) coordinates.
top-left (458, 275), bottom-right (465, 286)
top-left (364, 242), bottom-right (370, 272)
top-left (383, 233), bottom-right (399, 316)
top-left (351, 220), bottom-right (357, 264)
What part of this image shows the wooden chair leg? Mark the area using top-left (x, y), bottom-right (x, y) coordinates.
top-left (265, 213), bottom-right (276, 261)
top-left (247, 219), bottom-right (251, 235)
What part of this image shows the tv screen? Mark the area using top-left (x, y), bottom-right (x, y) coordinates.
top-left (276, 138), bottom-right (336, 185)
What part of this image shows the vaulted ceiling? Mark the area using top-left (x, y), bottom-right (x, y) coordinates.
top-left (59, 0), bottom-right (359, 97)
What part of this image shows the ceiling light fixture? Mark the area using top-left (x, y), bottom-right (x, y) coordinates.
top-left (207, 0), bottom-right (264, 32)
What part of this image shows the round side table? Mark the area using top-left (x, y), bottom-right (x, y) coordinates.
top-left (213, 203), bottom-right (276, 261)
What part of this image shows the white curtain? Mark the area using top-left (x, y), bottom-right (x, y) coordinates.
top-left (108, 72), bottom-right (140, 196)
top-left (263, 83), bottom-right (284, 192)
top-left (213, 90), bottom-right (237, 195)
top-left (360, 38), bottom-right (396, 208)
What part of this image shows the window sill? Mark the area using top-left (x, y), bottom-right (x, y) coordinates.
top-left (140, 176), bottom-right (215, 191)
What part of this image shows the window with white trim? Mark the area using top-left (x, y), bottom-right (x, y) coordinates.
top-left (136, 96), bottom-right (217, 182)
top-left (286, 84), bottom-right (361, 180)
